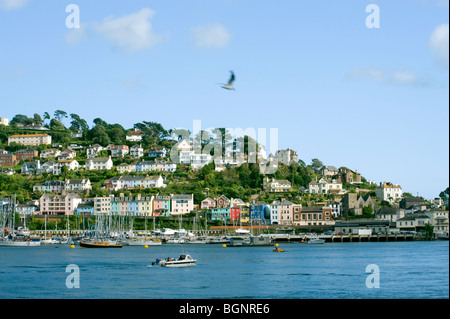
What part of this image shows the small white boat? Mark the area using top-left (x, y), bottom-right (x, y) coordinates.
top-left (153, 254), bottom-right (197, 267)
top-left (0, 237), bottom-right (41, 247)
top-left (305, 238), bottom-right (325, 244)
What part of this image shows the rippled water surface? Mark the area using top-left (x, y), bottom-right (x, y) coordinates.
top-left (0, 241), bottom-right (448, 299)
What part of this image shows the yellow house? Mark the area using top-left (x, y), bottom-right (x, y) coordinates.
top-left (263, 176), bottom-right (292, 192)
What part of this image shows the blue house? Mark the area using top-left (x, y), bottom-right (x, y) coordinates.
top-left (75, 202), bottom-right (94, 216)
top-left (208, 207), bottom-right (231, 221)
top-left (249, 202), bottom-right (271, 224)
top-left (148, 147), bottom-right (168, 158)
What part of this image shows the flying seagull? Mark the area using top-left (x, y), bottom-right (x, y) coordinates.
top-left (219, 71), bottom-right (236, 90)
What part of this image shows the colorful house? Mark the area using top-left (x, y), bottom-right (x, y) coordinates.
top-left (171, 194), bottom-right (194, 215)
top-left (153, 194), bottom-right (171, 217)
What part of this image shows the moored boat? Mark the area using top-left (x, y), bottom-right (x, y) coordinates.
top-left (79, 240), bottom-right (122, 248)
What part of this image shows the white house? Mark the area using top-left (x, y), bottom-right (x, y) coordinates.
top-left (375, 182), bottom-right (403, 203)
top-left (126, 128), bottom-right (143, 142)
top-left (85, 156), bottom-right (113, 171)
top-left (54, 159), bottom-right (79, 175)
top-left (308, 178), bottom-right (344, 195)
top-left (130, 144), bottom-right (144, 158)
top-left (86, 144), bottom-right (104, 158)
top-left (65, 179), bottom-right (92, 192)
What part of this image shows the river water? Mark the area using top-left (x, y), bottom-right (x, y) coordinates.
top-left (0, 241), bottom-right (448, 299)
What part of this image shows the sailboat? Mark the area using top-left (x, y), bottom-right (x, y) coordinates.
top-left (126, 214), bottom-right (162, 246)
top-left (80, 213), bottom-right (122, 248)
top-left (0, 194), bottom-right (40, 247)
top-left (41, 214), bottom-right (58, 245)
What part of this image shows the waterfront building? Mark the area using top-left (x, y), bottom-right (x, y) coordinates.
top-left (137, 194), bottom-right (154, 217)
top-left (209, 207), bottom-right (231, 221)
top-left (396, 213), bottom-right (431, 232)
top-left (249, 201), bottom-right (269, 224)
top-left (230, 205), bottom-right (243, 221)
top-left (171, 194), bottom-right (194, 215)
top-left (300, 206), bottom-right (335, 226)
top-left (8, 133), bottom-right (52, 146)
top-left (292, 204), bottom-right (302, 225)
top-left (39, 193), bottom-right (82, 216)
top-left (239, 206), bottom-right (250, 224)
top-left (268, 201), bottom-right (280, 224)
top-left (93, 196), bottom-right (112, 215)
top-left (15, 204), bottom-right (38, 216)
top-left (75, 202), bottom-right (94, 216)
top-left (423, 210), bottom-right (449, 232)
top-left (278, 199), bottom-right (293, 225)
top-left (153, 194), bottom-right (171, 216)
top-left (375, 207), bottom-right (405, 222)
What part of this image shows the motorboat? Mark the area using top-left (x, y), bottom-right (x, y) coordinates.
top-left (305, 237), bottom-right (325, 244)
top-left (153, 254), bottom-right (197, 267)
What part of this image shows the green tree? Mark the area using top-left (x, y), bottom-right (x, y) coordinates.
top-left (10, 114), bottom-right (33, 126)
top-left (54, 110), bottom-right (68, 122)
top-left (424, 223), bottom-right (434, 240)
top-left (310, 158), bottom-right (323, 172)
top-left (33, 113), bottom-right (43, 125)
top-left (49, 118), bottom-right (66, 131)
top-left (89, 124), bottom-right (111, 146)
top-left (439, 187), bottom-right (449, 209)
top-left (69, 113), bottom-right (89, 133)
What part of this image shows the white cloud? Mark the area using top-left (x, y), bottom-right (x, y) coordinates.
top-left (429, 23), bottom-right (449, 69)
top-left (96, 8), bottom-right (162, 53)
top-left (190, 23), bottom-right (232, 49)
top-left (348, 68), bottom-right (425, 86)
top-left (0, 0), bottom-right (29, 10)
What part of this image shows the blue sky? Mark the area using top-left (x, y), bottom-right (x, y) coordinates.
top-left (0, 0), bottom-right (448, 199)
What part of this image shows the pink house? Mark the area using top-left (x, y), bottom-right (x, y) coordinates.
top-left (201, 197), bottom-right (216, 210)
top-left (39, 193), bottom-right (82, 216)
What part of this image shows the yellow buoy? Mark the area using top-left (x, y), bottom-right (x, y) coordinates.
top-left (222, 244), bottom-right (227, 247)
top-left (275, 243), bottom-right (279, 247)
top-left (70, 245), bottom-right (75, 249)
top-left (144, 245), bottom-right (148, 248)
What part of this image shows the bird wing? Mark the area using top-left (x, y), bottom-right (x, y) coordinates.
top-left (227, 71), bottom-right (235, 85)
